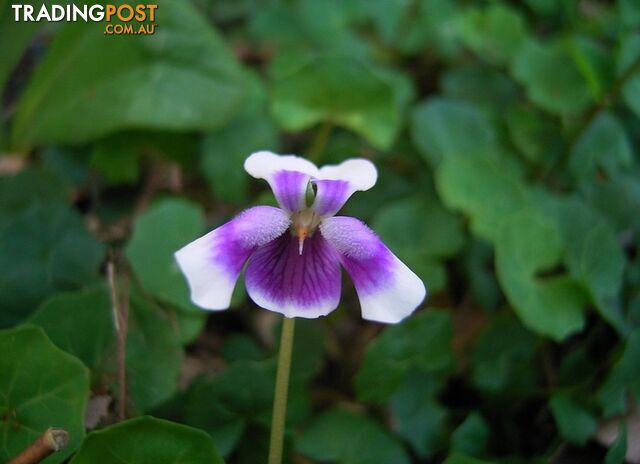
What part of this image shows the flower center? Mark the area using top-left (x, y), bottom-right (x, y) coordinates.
top-left (291, 209), bottom-right (321, 255)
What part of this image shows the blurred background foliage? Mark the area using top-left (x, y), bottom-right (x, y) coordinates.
top-left (0, 0), bottom-right (639, 462)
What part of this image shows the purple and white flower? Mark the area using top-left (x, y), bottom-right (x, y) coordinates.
top-left (175, 151), bottom-right (426, 323)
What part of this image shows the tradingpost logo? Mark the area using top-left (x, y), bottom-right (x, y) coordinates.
top-left (11, 3), bottom-right (158, 35)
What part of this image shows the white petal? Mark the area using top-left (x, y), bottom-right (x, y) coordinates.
top-left (320, 216), bottom-right (426, 323)
top-left (358, 259), bottom-right (427, 323)
top-left (317, 158), bottom-right (378, 191)
top-left (175, 206), bottom-right (290, 311)
top-left (175, 234), bottom-right (235, 311)
top-left (244, 151), bottom-right (319, 180)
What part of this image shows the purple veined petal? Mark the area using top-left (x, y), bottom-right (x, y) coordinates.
top-left (311, 179), bottom-right (352, 216)
top-left (312, 159), bottom-right (378, 217)
top-left (271, 170), bottom-right (310, 212)
top-left (245, 231), bottom-right (342, 318)
top-left (244, 151), bottom-right (320, 213)
top-left (175, 206), bottom-right (290, 310)
top-left (320, 216), bottom-right (426, 323)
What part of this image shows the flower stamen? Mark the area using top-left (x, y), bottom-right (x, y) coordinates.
top-left (297, 226), bottom-right (308, 255)
top-left (291, 209), bottom-right (321, 255)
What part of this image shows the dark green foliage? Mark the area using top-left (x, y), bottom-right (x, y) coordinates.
top-left (356, 310), bottom-right (454, 403)
top-left (297, 408), bottom-right (411, 464)
top-left (1, 0), bottom-right (638, 462)
top-left (69, 416), bottom-right (224, 464)
top-left (0, 325), bottom-right (89, 463)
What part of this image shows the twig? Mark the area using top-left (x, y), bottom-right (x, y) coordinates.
top-left (133, 164), bottom-right (164, 217)
top-left (8, 428), bottom-right (69, 464)
top-left (107, 254), bottom-right (130, 421)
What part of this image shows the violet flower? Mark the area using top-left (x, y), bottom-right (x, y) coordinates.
top-left (175, 151), bottom-right (426, 323)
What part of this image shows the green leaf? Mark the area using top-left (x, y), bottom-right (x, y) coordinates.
top-left (550, 394), bottom-right (598, 445)
top-left (470, 315), bottom-right (539, 393)
top-left (581, 169), bottom-right (640, 233)
top-left (90, 136), bottom-right (140, 185)
top-left (182, 377), bottom-right (247, 456)
top-left (495, 209), bottom-right (589, 340)
top-left (451, 412), bottom-right (490, 457)
top-left (522, 0), bottom-right (561, 15)
top-left (28, 286), bottom-right (183, 413)
top-left (126, 197), bottom-right (205, 313)
top-left (296, 408), bottom-right (411, 464)
top-left (287, 318), bottom-right (326, 382)
top-left (396, 0), bottom-right (461, 57)
top-left (506, 104), bottom-right (562, 164)
top-left (233, 425), bottom-right (271, 464)
top-left (294, 0), bottom-right (371, 56)
top-left (69, 416), bottom-right (224, 464)
top-left (353, 0), bottom-right (410, 44)
top-left (181, 357), bottom-right (300, 456)
top-left (0, 168), bottom-right (71, 214)
top-left (373, 194), bottom-right (464, 259)
top-left (250, 0), bottom-right (371, 60)
top-left (512, 39), bottom-right (592, 115)
top-left (537, 195), bottom-right (627, 334)
top-left (0, 204), bottom-right (105, 327)
top-left (604, 423), bottom-right (627, 464)
top-left (373, 194), bottom-right (464, 292)
top-left (464, 240), bottom-right (502, 311)
top-left (411, 98), bottom-right (497, 166)
top-left (356, 310), bottom-right (454, 403)
top-left (0, 325), bottom-right (89, 464)
top-left (271, 55), bottom-right (411, 150)
top-left (43, 146), bottom-right (91, 187)
top-left (173, 309), bottom-right (208, 345)
top-left (597, 329), bottom-right (640, 417)
top-left (221, 335), bottom-right (266, 363)
top-left (441, 66), bottom-right (519, 114)
top-left (629, 294), bottom-right (640, 329)
top-left (12, 0), bottom-right (249, 146)
top-left (620, 0), bottom-right (640, 29)
top-left (570, 111), bottom-right (632, 182)
top-left (567, 36), bottom-right (614, 100)
top-left (444, 453), bottom-right (494, 464)
top-left (390, 371), bottom-right (448, 457)
top-left (455, 3), bottom-right (528, 65)
top-left (343, 167), bottom-right (414, 220)
top-left (0, 3), bottom-right (39, 92)
top-left (126, 293), bottom-right (184, 413)
top-left (29, 286), bottom-right (115, 377)
top-left (201, 75), bottom-right (278, 204)
top-left (619, 34), bottom-right (640, 119)
top-left (558, 345), bottom-right (598, 388)
top-left (435, 156), bottom-right (530, 243)
top-left (212, 359), bottom-right (277, 419)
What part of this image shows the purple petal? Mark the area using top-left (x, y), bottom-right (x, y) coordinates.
top-left (245, 232), bottom-right (342, 318)
top-left (311, 159), bottom-right (378, 216)
top-left (272, 170), bottom-right (310, 212)
top-left (175, 206), bottom-right (290, 310)
top-left (320, 216), bottom-right (426, 323)
top-left (244, 151), bottom-right (319, 212)
top-left (311, 179), bottom-right (352, 216)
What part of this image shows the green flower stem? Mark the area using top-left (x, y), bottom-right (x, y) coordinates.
top-left (268, 316), bottom-right (296, 464)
